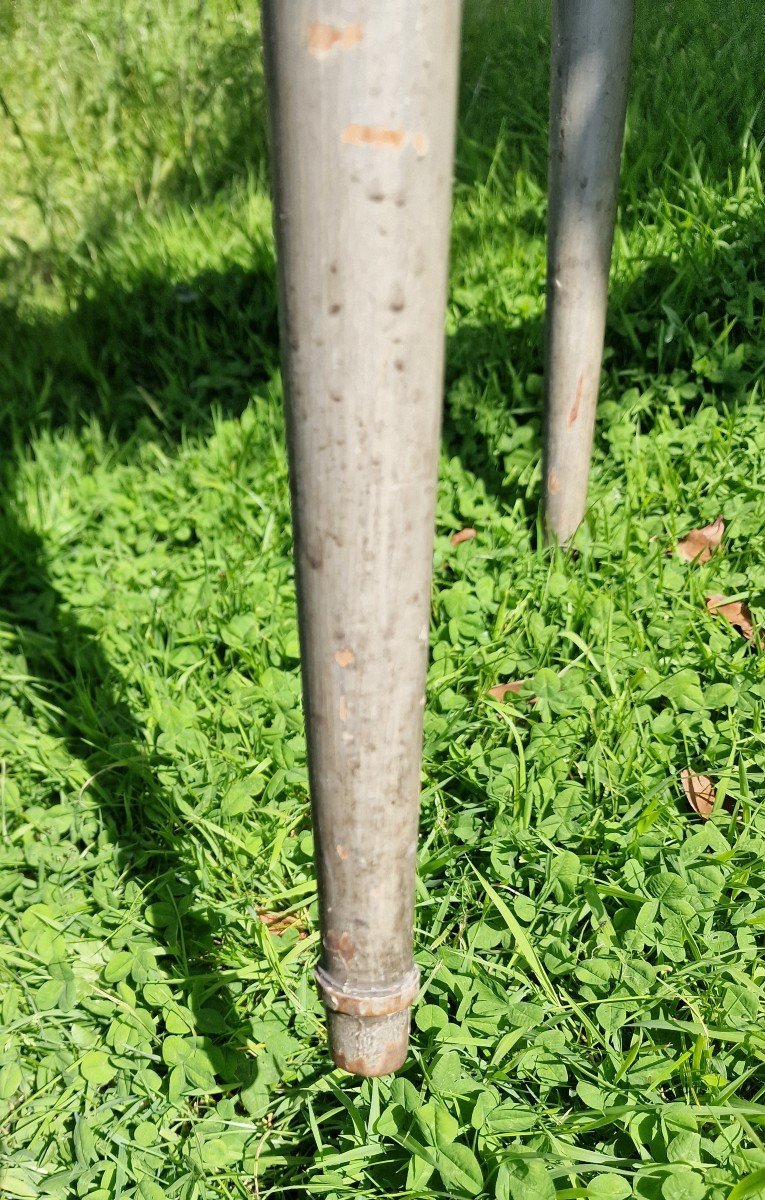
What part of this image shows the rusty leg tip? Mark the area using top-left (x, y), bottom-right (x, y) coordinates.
top-left (327, 1009), bottom-right (410, 1077)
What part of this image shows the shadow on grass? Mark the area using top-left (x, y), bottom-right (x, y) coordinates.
top-left (0, 511), bottom-right (264, 1093)
top-left (0, 257), bottom-right (279, 445)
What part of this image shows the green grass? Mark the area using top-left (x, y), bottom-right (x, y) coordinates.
top-left (2, 1), bottom-right (765, 1196)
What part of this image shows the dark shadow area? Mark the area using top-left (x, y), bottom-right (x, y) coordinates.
top-left (444, 314), bottom-right (545, 505)
top-left (0, 508), bottom-right (266, 1093)
top-left (0, 258), bottom-right (278, 446)
top-left (0, 223), bottom-right (283, 1107)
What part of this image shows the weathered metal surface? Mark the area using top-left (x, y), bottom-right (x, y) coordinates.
top-left (261, 0), bottom-right (462, 1075)
top-left (544, 0), bottom-right (634, 541)
top-left (330, 1012), bottom-right (412, 1077)
top-left (315, 963), bottom-right (420, 1018)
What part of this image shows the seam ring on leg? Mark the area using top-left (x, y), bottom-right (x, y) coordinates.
top-left (315, 964), bottom-right (420, 1018)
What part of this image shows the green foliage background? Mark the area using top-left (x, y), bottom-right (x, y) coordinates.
top-left (1, 1), bottom-right (765, 1196)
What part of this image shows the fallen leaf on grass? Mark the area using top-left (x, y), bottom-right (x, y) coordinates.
top-left (488, 679), bottom-right (535, 702)
top-left (258, 910), bottom-right (306, 937)
top-left (675, 515), bottom-right (724, 563)
top-left (681, 769), bottom-right (716, 819)
top-left (450, 528), bottom-right (477, 547)
top-left (706, 594), bottom-right (756, 641)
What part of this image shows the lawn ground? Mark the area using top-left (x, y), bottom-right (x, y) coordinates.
top-left (1, 1), bottom-right (765, 1197)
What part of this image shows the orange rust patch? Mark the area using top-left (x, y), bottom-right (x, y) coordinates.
top-left (343, 124), bottom-right (406, 151)
top-left (334, 648), bottom-right (355, 668)
top-left (308, 21), bottom-right (362, 59)
top-left (568, 372), bottom-right (584, 427)
top-left (548, 470), bottom-right (560, 495)
top-left (338, 694), bottom-right (348, 721)
top-left (324, 930), bottom-right (355, 962)
top-left (336, 844), bottom-right (349, 860)
top-left (411, 131), bottom-right (428, 157)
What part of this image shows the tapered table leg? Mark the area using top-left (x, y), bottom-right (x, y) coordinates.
top-left (261, 2), bottom-right (462, 1076)
top-left (544, 0), bottom-right (634, 542)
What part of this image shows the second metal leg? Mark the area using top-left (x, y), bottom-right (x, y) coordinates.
top-left (543, 0), bottom-right (634, 542)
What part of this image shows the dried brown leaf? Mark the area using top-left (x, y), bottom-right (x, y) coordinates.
top-left (258, 910), bottom-right (305, 937)
top-left (676, 515), bottom-right (724, 563)
top-left (706, 594), bottom-right (756, 641)
top-left (450, 528), bottom-right (477, 546)
top-left (487, 679), bottom-right (538, 703)
top-left (681, 769), bottom-right (716, 819)
top-left (488, 680), bottom-right (524, 701)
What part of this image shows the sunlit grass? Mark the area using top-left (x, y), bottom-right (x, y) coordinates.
top-left (1, 2), bottom-right (764, 1197)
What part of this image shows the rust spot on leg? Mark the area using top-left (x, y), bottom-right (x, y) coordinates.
top-left (334, 648), bottom-right (355, 668)
top-left (548, 470), bottom-right (559, 495)
top-left (411, 131), bottom-right (428, 157)
top-left (338, 695), bottom-right (348, 721)
top-left (568, 372), bottom-right (585, 427)
top-left (343, 124), bottom-right (406, 151)
top-left (336, 844), bottom-right (349, 860)
top-left (308, 22), bottom-right (362, 59)
top-left (324, 930), bottom-right (355, 962)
